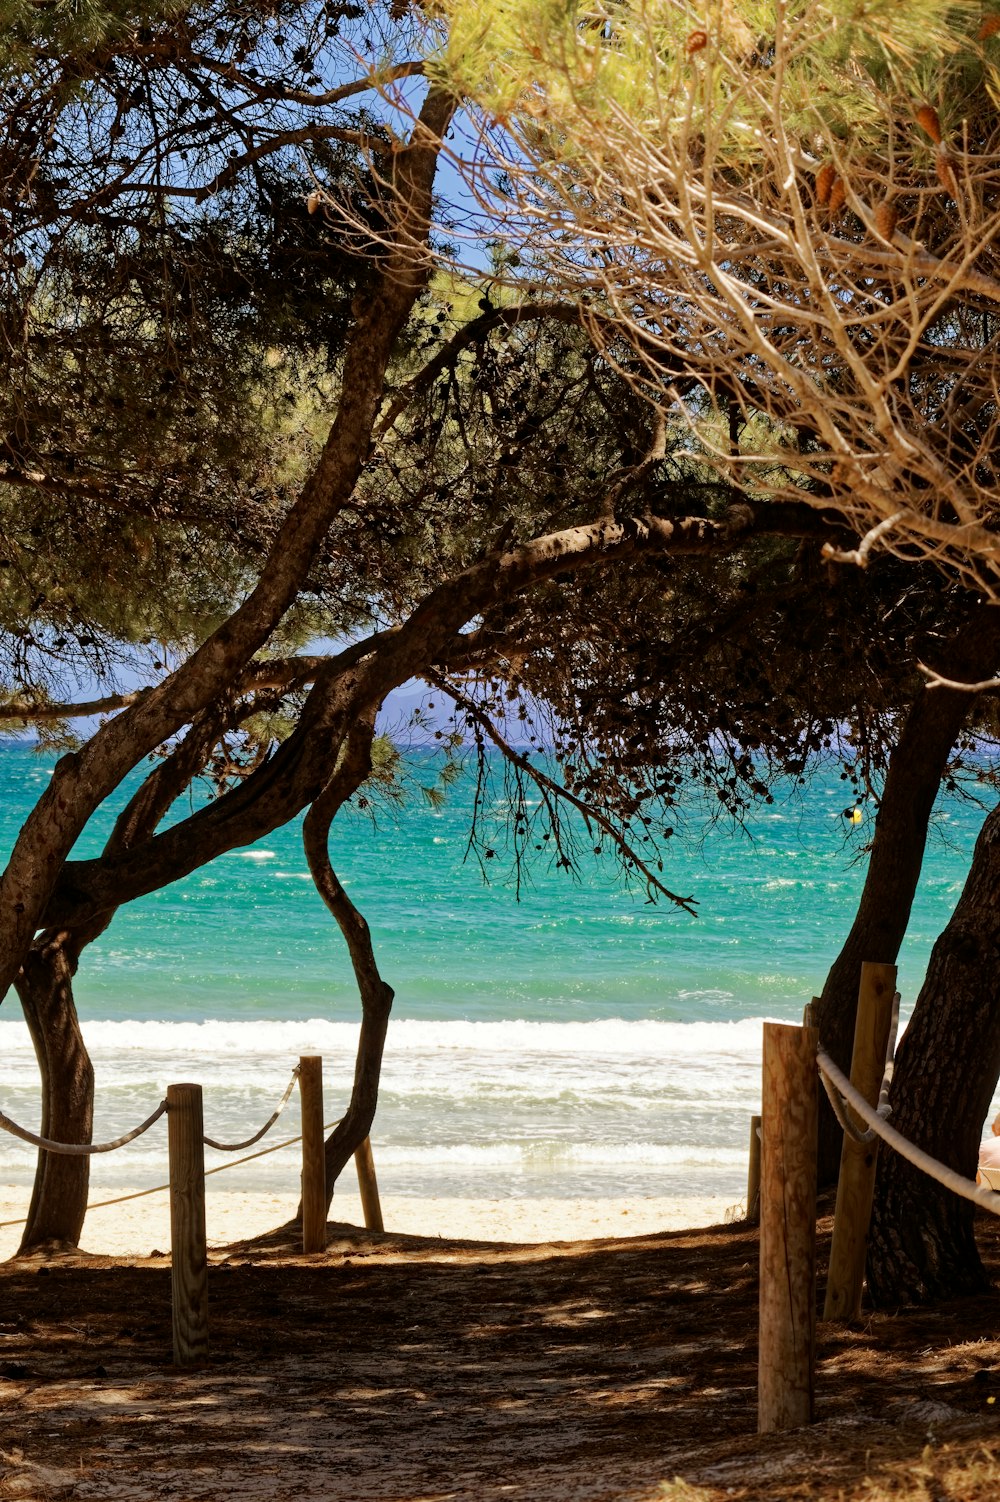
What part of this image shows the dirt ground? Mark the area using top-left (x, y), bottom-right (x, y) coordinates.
top-left (3, 1204), bottom-right (1000, 1502)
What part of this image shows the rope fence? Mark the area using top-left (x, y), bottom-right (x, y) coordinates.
top-left (0, 1098), bottom-right (168, 1155)
top-left (202, 1065), bottom-right (300, 1151)
top-left (0, 1054), bottom-right (382, 1366)
top-left (759, 961), bottom-right (1000, 1438)
top-left (0, 1065), bottom-right (302, 1160)
top-left (817, 1047), bottom-right (1000, 1217)
top-left (0, 1112), bottom-right (345, 1229)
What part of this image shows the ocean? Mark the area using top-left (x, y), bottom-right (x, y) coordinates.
top-left (0, 744), bottom-right (990, 1212)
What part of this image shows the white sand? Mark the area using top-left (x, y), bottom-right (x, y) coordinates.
top-left (0, 1184), bottom-right (736, 1259)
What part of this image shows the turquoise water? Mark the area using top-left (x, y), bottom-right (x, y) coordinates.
top-left (0, 745), bottom-right (990, 1204)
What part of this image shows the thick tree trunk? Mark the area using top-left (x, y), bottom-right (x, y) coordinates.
top-left (14, 935), bottom-right (93, 1252)
top-left (866, 801), bottom-right (1000, 1305)
top-left (814, 607), bottom-right (1000, 1184)
top-left (11, 720), bottom-right (226, 1252)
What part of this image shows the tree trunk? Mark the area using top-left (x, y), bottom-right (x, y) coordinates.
top-left (10, 728), bottom-right (215, 1253)
top-left (814, 607), bottom-right (1000, 1184)
top-left (14, 935), bottom-right (93, 1252)
top-left (866, 801), bottom-right (1000, 1306)
top-left (300, 718), bottom-right (396, 1212)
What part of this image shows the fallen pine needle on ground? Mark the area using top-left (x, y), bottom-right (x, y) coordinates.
top-left (2, 1203), bottom-right (1000, 1501)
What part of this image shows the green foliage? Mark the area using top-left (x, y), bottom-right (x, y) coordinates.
top-left (0, 0), bottom-right (196, 71)
top-left (430, 0), bottom-right (990, 157)
top-left (0, 5), bottom-right (390, 701)
top-left (352, 731), bottom-right (462, 815)
top-left (0, 0), bottom-right (990, 884)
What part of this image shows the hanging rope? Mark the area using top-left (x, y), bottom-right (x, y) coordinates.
top-left (0, 1114), bottom-right (344, 1231)
top-left (816, 1048), bottom-right (1000, 1217)
top-left (202, 1067), bottom-right (301, 1151)
top-left (877, 990), bottom-right (902, 1116)
top-left (0, 1098), bottom-right (168, 1156)
top-left (819, 1068), bottom-right (885, 1146)
top-left (818, 991), bottom-right (901, 1146)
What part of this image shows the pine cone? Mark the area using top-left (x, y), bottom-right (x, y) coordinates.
top-left (916, 104), bottom-right (943, 145)
top-left (935, 151), bottom-right (958, 197)
top-left (874, 200), bottom-right (898, 241)
top-left (815, 163), bottom-right (836, 205)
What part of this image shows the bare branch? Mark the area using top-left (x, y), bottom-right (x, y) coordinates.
top-left (421, 2), bottom-right (1000, 593)
top-left (0, 691), bottom-right (149, 722)
top-left (184, 54), bottom-right (426, 110)
top-left (436, 677), bottom-right (698, 913)
top-left (918, 665), bottom-right (1000, 694)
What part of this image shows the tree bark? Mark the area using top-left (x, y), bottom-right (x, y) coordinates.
top-left (814, 606), bottom-right (1000, 1184)
top-left (14, 934), bottom-right (93, 1251)
top-left (300, 718), bottom-right (396, 1208)
top-left (867, 800), bottom-right (1000, 1305)
top-left (15, 710), bottom-right (235, 1251)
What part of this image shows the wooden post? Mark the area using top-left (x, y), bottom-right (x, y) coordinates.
top-left (355, 1137), bottom-right (384, 1233)
top-left (759, 1022), bottom-right (817, 1434)
top-left (167, 1083), bottom-right (209, 1366)
top-left (299, 1055), bottom-right (326, 1254)
top-left (746, 1114), bottom-right (762, 1224)
top-left (822, 961), bottom-right (897, 1322)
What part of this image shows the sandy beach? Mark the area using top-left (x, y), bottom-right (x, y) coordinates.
top-left (0, 1183), bottom-right (735, 1259)
top-left (3, 1207), bottom-right (1000, 1502)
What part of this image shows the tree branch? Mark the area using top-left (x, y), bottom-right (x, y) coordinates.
top-left (300, 714), bottom-right (395, 1203)
top-left (0, 85), bottom-right (453, 995)
top-left (435, 677), bottom-right (698, 913)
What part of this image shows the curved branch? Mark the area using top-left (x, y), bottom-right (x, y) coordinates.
top-left (918, 664), bottom-right (1000, 695)
top-left (300, 715), bottom-right (395, 1203)
top-left (41, 664), bottom-right (359, 927)
top-left (110, 124), bottom-right (393, 204)
top-left (40, 500), bottom-right (832, 928)
top-left (183, 55), bottom-right (426, 111)
top-left (0, 690), bottom-right (150, 722)
top-left (363, 501), bottom-right (837, 701)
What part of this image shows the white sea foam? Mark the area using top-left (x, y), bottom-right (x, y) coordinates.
top-left (0, 1014), bottom-right (771, 1059)
top-left (0, 1015), bottom-right (768, 1195)
top-left (367, 1141), bottom-right (749, 1169)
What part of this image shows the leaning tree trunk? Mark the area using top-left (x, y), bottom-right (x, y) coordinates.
top-left (814, 607), bottom-right (1000, 1184)
top-left (14, 934), bottom-right (94, 1252)
top-left (12, 710), bottom-right (229, 1253)
top-left (301, 717), bottom-right (396, 1214)
top-left (866, 800), bottom-right (1000, 1306)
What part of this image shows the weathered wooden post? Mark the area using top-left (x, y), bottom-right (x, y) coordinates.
top-left (758, 1021), bottom-right (818, 1434)
top-left (167, 1082), bottom-right (209, 1366)
top-left (299, 1054), bottom-right (326, 1253)
top-left (746, 1114), bottom-right (762, 1224)
top-left (354, 1137), bottom-right (384, 1233)
top-left (823, 961), bottom-right (897, 1322)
